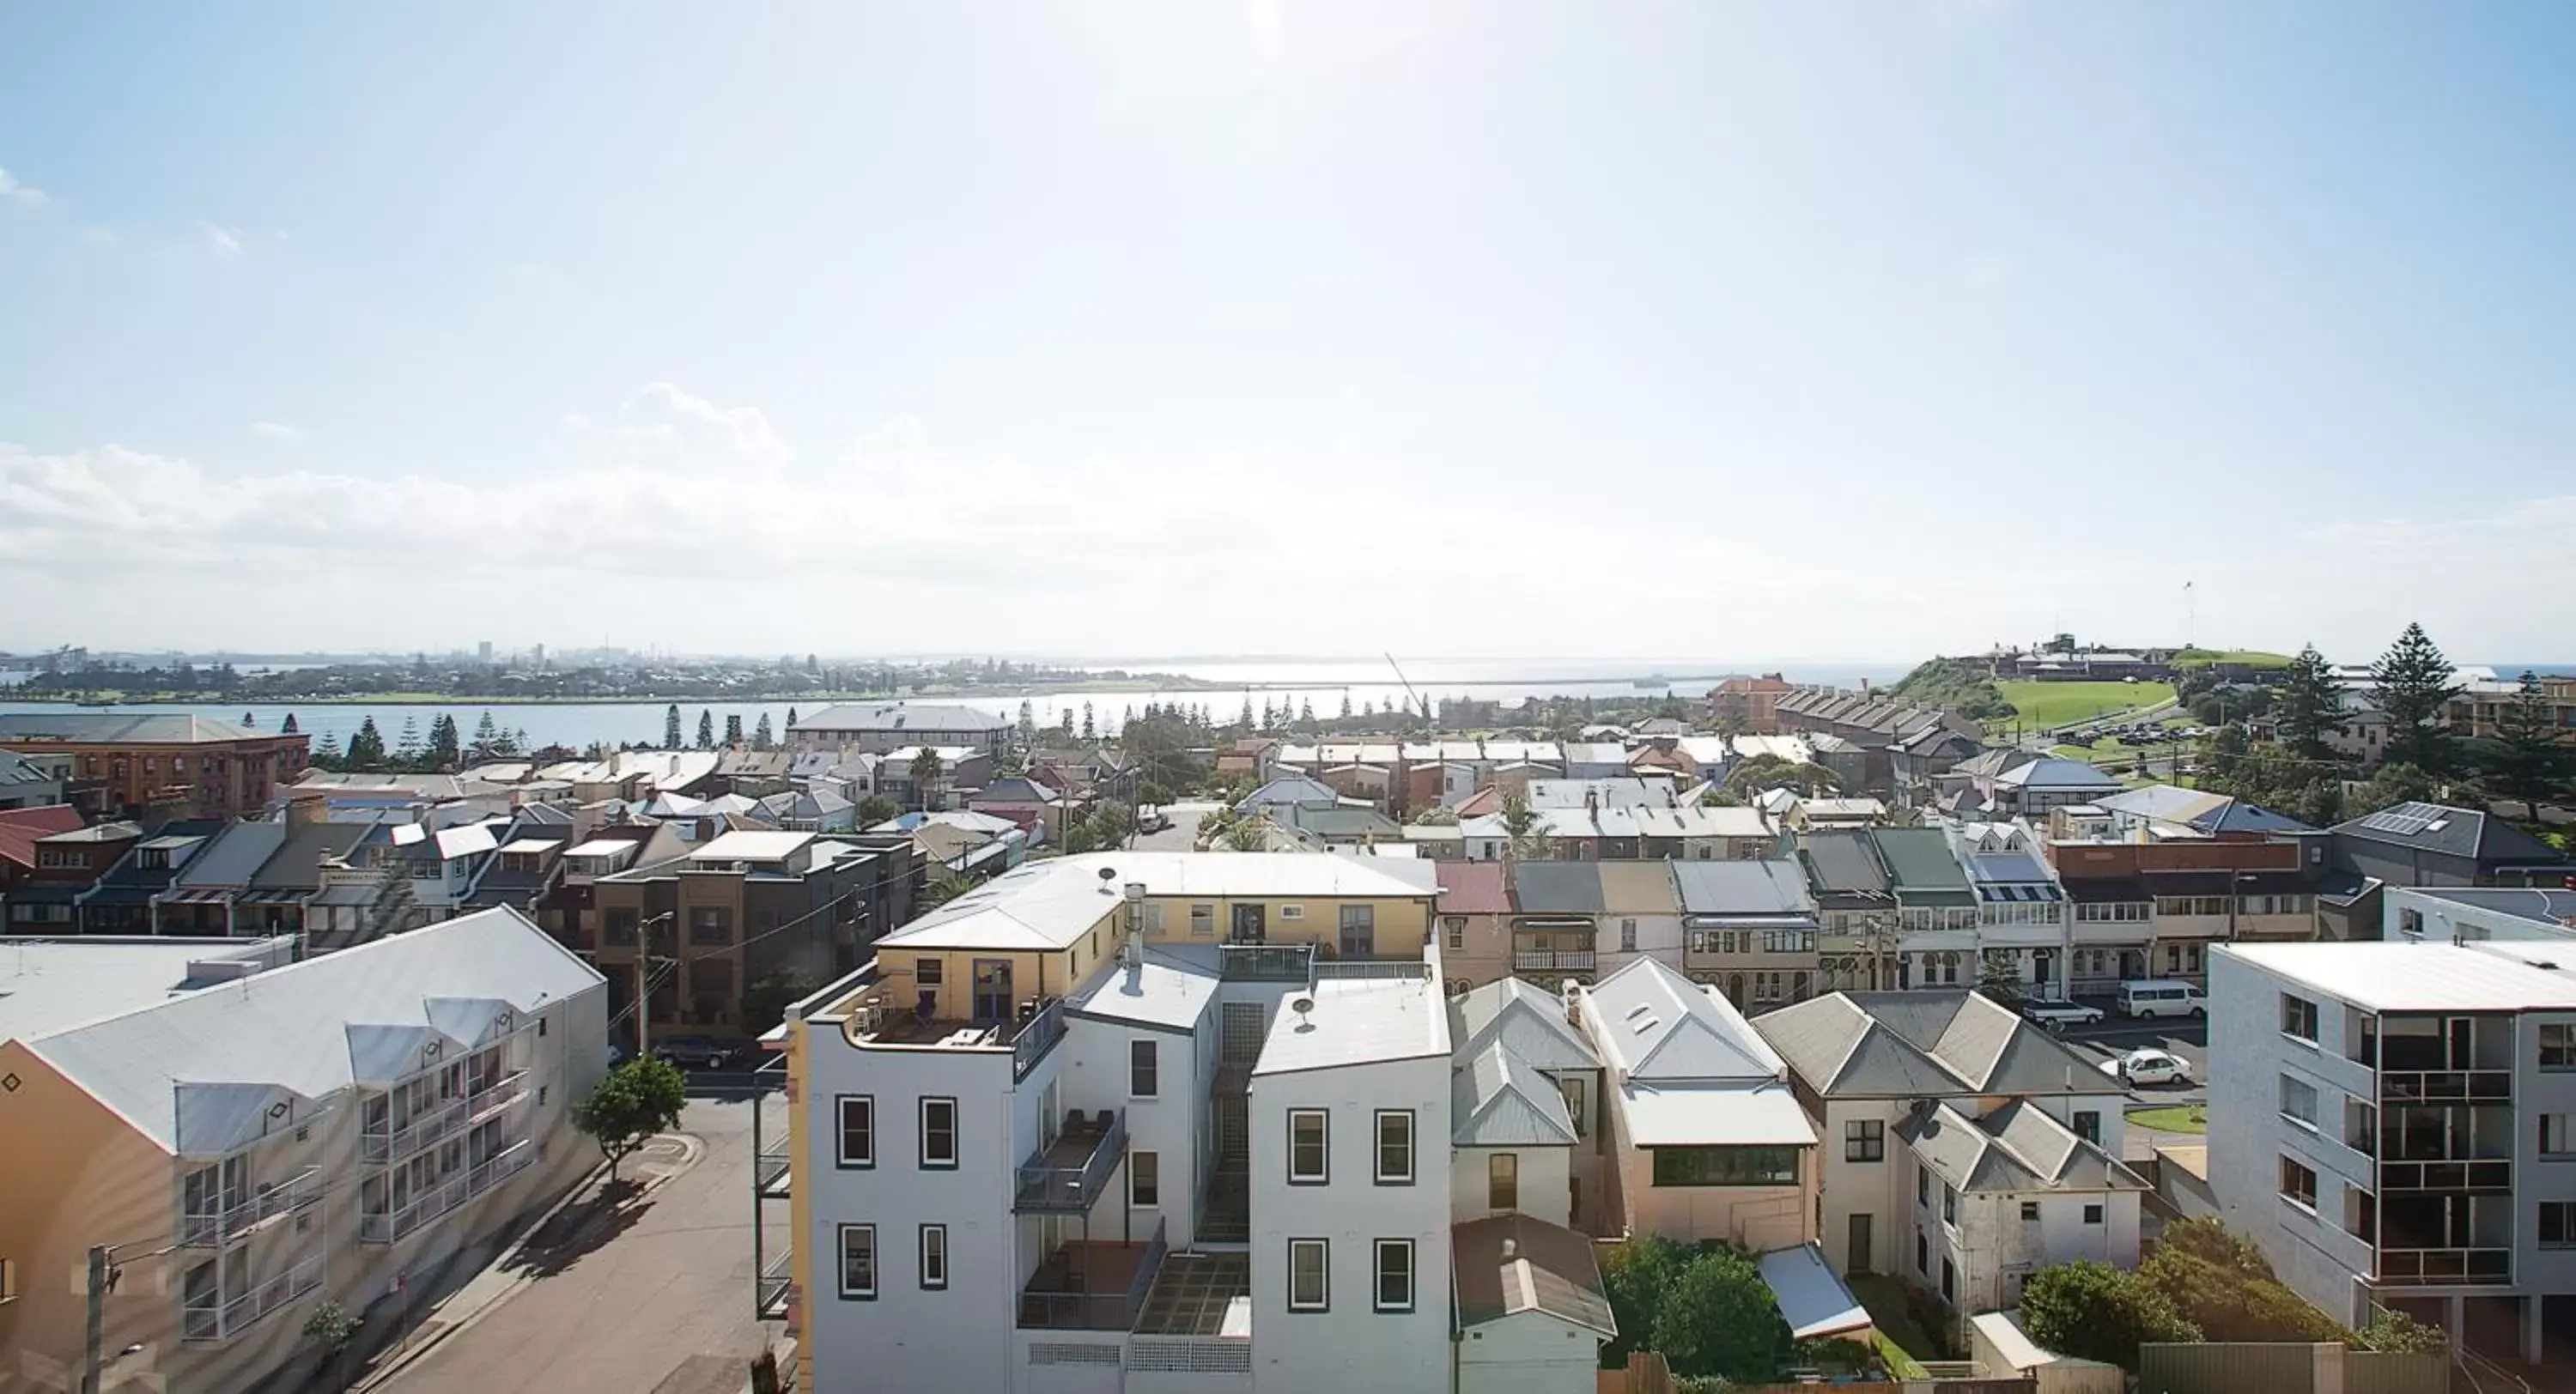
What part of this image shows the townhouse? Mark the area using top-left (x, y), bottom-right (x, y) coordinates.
top-left (4, 820), bottom-right (140, 934)
top-left (1433, 860), bottom-right (1514, 992)
top-left (2205, 941), bottom-right (2576, 1365)
top-left (0, 749), bottom-right (67, 809)
top-left (2047, 828), bottom-right (2323, 991)
top-left (0, 910), bottom-right (605, 1393)
top-left (1674, 858), bottom-right (1822, 1011)
top-left (0, 803), bottom-right (85, 922)
top-left (1449, 979), bottom-right (1609, 1234)
top-left (1754, 991), bottom-right (2139, 1314)
top-left (769, 851), bottom-right (1488, 1394)
top-left (1508, 862), bottom-right (1607, 985)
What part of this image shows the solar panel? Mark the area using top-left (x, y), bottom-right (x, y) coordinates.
top-left (2361, 803), bottom-right (2438, 836)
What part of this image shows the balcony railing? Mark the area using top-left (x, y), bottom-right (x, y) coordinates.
top-left (180, 1254), bottom-right (323, 1342)
top-left (2379, 1070), bottom-right (2511, 1105)
top-left (1315, 958), bottom-right (1430, 980)
top-left (361, 1068), bottom-right (532, 1165)
top-left (2379, 1159), bottom-right (2512, 1193)
top-left (1016, 1109), bottom-right (1127, 1213)
top-left (755, 1139), bottom-right (791, 1197)
top-left (756, 1250), bottom-right (793, 1320)
top-left (180, 1167), bottom-right (323, 1247)
top-left (1515, 949), bottom-right (1597, 973)
top-left (1218, 944), bottom-right (1312, 982)
top-left (1012, 997), bottom-right (1067, 1082)
top-left (1018, 1216), bottom-right (1167, 1330)
top-left (359, 1137), bottom-right (536, 1245)
top-left (2378, 1247), bottom-right (2512, 1286)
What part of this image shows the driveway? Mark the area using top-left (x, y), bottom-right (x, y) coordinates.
top-left (1126, 800), bottom-right (1220, 852)
top-left (383, 1095), bottom-right (784, 1394)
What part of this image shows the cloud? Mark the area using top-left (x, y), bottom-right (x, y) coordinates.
top-left (1245, 0), bottom-right (1283, 60)
top-left (249, 421), bottom-right (305, 441)
top-left (0, 167), bottom-right (50, 209)
top-left (198, 221), bottom-right (246, 258)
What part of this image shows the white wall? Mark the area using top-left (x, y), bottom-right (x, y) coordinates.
top-left (1452, 1143), bottom-right (1573, 1229)
top-left (1056, 1017), bottom-right (1206, 1246)
top-left (1457, 1311), bottom-right (1604, 1394)
top-left (1247, 1054), bottom-right (1452, 1391)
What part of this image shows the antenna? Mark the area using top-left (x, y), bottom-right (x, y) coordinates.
top-left (1290, 994), bottom-right (1315, 1027)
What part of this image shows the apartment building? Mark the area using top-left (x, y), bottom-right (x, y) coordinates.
top-left (0, 910), bottom-right (605, 1393)
top-left (1753, 991), bottom-right (2138, 1300)
top-left (592, 828), bottom-right (921, 1044)
top-left (0, 712), bottom-right (309, 821)
top-left (770, 851), bottom-right (1478, 1394)
top-left (3, 819), bottom-right (140, 934)
top-left (1571, 958), bottom-right (1816, 1249)
top-left (788, 702), bottom-right (1012, 756)
top-left (2385, 886), bottom-right (2576, 945)
top-left (2206, 941), bottom-right (2576, 1365)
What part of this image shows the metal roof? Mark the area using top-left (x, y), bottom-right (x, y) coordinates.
top-left (1451, 1214), bottom-right (1615, 1336)
top-left (1582, 957), bottom-right (1783, 1082)
top-left (2216, 942), bottom-right (2576, 1012)
top-left (1452, 1042), bottom-right (1578, 1146)
top-left (1672, 859), bottom-right (1815, 918)
top-left (790, 702), bottom-right (1010, 733)
top-left (0, 712), bottom-right (272, 744)
top-left (880, 852), bottom-right (1434, 952)
top-left (1067, 944), bottom-right (1221, 1033)
top-left (1449, 978), bottom-right (1599, 1072)
top-left (1249, 973), bottom-right (1449, 1076)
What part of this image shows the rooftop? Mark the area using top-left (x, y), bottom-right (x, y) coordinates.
top-left (1582, 957), bottom-right (1783, 1082)
top-left (1250, 973), bottom-right (1448, 1076)
top-left (1066, 944), bottom-right (1221, 1033)
top-left (2330, 801), bottom-right (2563, 863)
top-left (0, 936), bottom-right (297, 1041)
top-left (1755, 991), bottom-right (2111, 1097)
top-left (2215, 941), bottom-right (2576, 1012)
top-left (1451, 1214), bottom-right (1613, 1336)
top-left (2396, 886), bottom-right (2576, 926)
top-left (0, 712), bottom-right (274, 744)
top-left (878, 852), bottom-right (1437, 953)
top-left (691, 829), bottom-right (816, 864)
top-left (792, 702), bottom-right (1011, 733)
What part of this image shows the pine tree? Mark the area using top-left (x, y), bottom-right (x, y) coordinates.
top-left (696, 710), bottom-right (715, 749)
top-left (787, 706), bottom-right (799, 731)
top-left (396, 715), bottom-right (423, 767)
top-left (2274, 645), bottom-right (2341, 758)
top-left (725, 713), bottom-right (744, 747)
top-left (1058, 709), bottom-right (1075, 738)
top-left (2487, 671), bottom-right (2574, 819)
top-left (471, 711), bottom-right (501, 760)
top-left (1018, 700), bottom-right (1037, 745)
top-left (1239, 697), bottom-right (1255, 730)
top-left (1339, 693), bottom-right (1353, 721)
top-left (429, 713), bottom-right (461, 767)
top-left (1298, 698), bottom-right (1315, 730)
top-left (753, 714), bottom-right (775, 750)
top-left (317, 730), bottom-right (344, 767)
top-left (282, 712), bottom-right (300, 734)
top-left (2370, 622), bottom-right (2463, 773)
top-left (1080, 701), bottom-right (1097, 744)
top-left (348, 717), bottom-right (387, 769)
top-left (664, 704), bottom-right (683, 749)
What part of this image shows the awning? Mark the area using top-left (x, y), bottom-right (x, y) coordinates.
top-left (165, 887), bottom-right (240, 905)
top-left (1618, 1083), bottom-right (1818, 1149)
top-left (1759, 1244), bottom-right (1872, 1341)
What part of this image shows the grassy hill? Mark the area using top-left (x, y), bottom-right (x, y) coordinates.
top-left (1886, 658), bottom-right (2015, 722)
top-left (2171, 648), bottom-right (2293, 671)
top-left (1996, 679), bottom-right (2175, 730)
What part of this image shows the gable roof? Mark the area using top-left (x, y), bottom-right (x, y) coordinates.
top-left (1583, 957), bottom-right (1782, 1082)
top-left (1451, 1213), bottom-right (1615, 1336)
top-left (1510, 860), bottom-right (1606, 915)
top-left (1596, 861), bottom-right (1681, 915)
top-left (0, 712), bottom-right (270, 744)
top-left (1754, 990), bottom-right (2108, 1097)
top-left (1801, 829), bottom-right (1891, 900)
top-left (1435, 861), bottom-right (1512, 916)
top-left (790, 703), bottom-right (1009, 733)
top-left (2332, 802), bottom-right (2562, 864)
top-left (1672, 859), bottom-right (1815, 919)
top-left (1449, 978), bottom-right (1599, 1072)
top-left (1453, 1042), bottom-right (1579, 1145)
top-left (0, 803), bottom-right (88, 870)
top-left (1870, 827), bottom-right (1975, 904)
top-left (1899, 1098), bottom-right (2148, 1195)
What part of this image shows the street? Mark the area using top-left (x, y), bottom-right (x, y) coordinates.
top-left (2041, 1012), bottom-right (2209, 1161)
top-left (383, 1094), bottom-right (785, 1394)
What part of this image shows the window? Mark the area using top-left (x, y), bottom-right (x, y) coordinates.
top-left (2542, 1203), bottom-right (2576, 1249)
top-left (690, 906), bottom-right (731, 945)
top-left (1375, 1110), bottom-right (1414, 1185)
top-left (1558, 1075), bottom-right (1589, 1138)
top-left (2281, 1076), bottom-right (2319, 1129)
top-left (2543, 1113), bottom-right (2573, 1156)
top-left (2020, 1201), bottom-right (2040, 1222)
top-left (1189, 904), bottom-right (1215, 937)
top-left (2281, 993), bottom-right (2319, 1043)
top-left (1846, 1119), bottom-right (1886, 1162)
top-left (1140, 902), bottom-right (1165, 935)
top-left (1446, 918), bottom-right (1465, 951)
top-left (1651, 1146), bottom-right (1800, 1187)
top-left (915, 958), bottom-right (944, 985)
top-left (839, 1224), bottom-right (877, 1299)
top-left (2072, 1111), bottom-right (2101, 1146)
top-left (919, 1224), bottom-right (948, 1289)
top-left (1489, 1153), bottom-right (1519, 1209)
top-left (1288, 1109), bottom-right (1328, 1184)
top-left (2543, 1023), bottom-right (2576, 1070)
top-left (1131, 1151), bottom-right (1160, 1206)
top-left (1288, 1238), bottom-right (1328, 1311)
top-left (1943, 1184), bottom-right (1957, 1225)
top-left (1131, 1039), bottom-right (1159, 1098)
top-left (2085, 1203), bottom-right (2109, 1224)
top-left (2280, 1156), bottom-right (2318, 1210)
top-left (1941, 1258), bottom-right (1955, 1304)
top-left (835, 1096), bottom-right (873, 1168)
top-left (919, 1097), bottom-right (957, 1169)
top-left (1915, 1233), bottom-right (1928, 1275)
top-left (1279, 905), bottom-right (1305, 921)
top-left (1917, 1167), bottom-right (1929, 1208)
top-left (1374, 1239), bottom-right (1414, 1313)
top-left (1620, 919), bottom-right (1637, 953)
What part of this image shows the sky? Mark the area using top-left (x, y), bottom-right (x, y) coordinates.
top-left (3, 2), bottom-right (2573, 668)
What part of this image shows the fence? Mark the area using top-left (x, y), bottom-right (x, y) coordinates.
top-left (2139, 1343), bottom-right (2451, 1394)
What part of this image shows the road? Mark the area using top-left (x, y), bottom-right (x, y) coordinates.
top-left (2041, 1013), bottom-right (2208, 1161)
top-left (1127, 800), bottom-right (1220, 852)
top-left (384, 1094), bottom-right (785, 1394)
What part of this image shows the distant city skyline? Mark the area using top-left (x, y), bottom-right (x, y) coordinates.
top-left (4, 3), bottom-right (2572, 658)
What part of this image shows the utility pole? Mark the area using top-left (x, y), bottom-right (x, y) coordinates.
top-left (82, 1245), bottom-right (107, 1394)
top-left (636, 912), bottom-right (673, 1062)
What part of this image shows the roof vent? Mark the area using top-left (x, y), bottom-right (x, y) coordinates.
top-left (1501, 1237), bottom-right (1518, 1260)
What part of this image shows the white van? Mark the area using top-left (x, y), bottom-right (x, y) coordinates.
top-left (2117, 979), bottom-right (2207, 1020)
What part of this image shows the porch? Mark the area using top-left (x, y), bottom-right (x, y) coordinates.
top-left (1018, 1218), bottom-right (1169, 1330)
top-left (1016, 1109), bottom-right (1129, 1213)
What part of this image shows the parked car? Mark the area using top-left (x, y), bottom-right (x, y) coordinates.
top-left (2020, 997), bottom-right (2105, 1032)
top-left (1135, 804), bottom-right (1172, 834)
top-left (2103, 1047), bottom-right (2192, 1087)
top-left (2117, 979), bottom-right (2207, 1019)
top-left (651, 1034), bottom-right (738, 1070)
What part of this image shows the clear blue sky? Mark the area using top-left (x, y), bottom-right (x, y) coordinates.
top-left (3, 2), bottom-right (2571, 665)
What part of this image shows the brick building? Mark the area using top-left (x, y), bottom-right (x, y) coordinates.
top-left (0, 713), bottom-right (308, 821)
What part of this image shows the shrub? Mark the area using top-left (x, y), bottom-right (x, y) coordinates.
top-left (2020, 1260), bottom-right (2200, 1369)
top-left (1651, 1247), bottom-right (1792, 1383)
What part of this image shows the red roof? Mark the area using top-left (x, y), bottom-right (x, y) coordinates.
top-left (0, 804), bottom-right (86, 870)
top-left (1436, 861), bottom-right (1511, 915)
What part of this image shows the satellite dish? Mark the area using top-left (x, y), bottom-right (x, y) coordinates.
top-left (1290, 995), bottom-right (1315, 1024)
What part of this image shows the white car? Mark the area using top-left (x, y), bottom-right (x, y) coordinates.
top-left (2020, 998), bottom-right (2105, 1031)
top-left (2103, 1048), bottom-right (2192, 1087)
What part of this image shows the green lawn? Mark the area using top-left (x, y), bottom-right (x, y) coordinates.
top-left (2130, 1104), bottom-right (2208, 1134)
top-left (1994, 680), bottom-right (2176, 731)
top-left (2172, 649), bottom-right (2293, 670)
top-left (1849, 1274), bottom-right (1939, 1376)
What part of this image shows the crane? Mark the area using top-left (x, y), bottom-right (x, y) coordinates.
top-left (1385, 652), bottom-right (1431, 735)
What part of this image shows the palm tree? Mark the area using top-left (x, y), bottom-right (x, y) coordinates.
top-left (1498, 793), bottom-right (1551, 861)
top-left (1222, 817), bottom-right (1272, 852)
top-left (909, 747), bottom-right (945, 810)
top-left (920, 873), bottom-right (977, 909)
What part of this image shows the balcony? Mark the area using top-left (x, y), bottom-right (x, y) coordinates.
top-left (756, 1250), bottom-right (793, 1320)
top-left (2379, 1159), bottom-right (2512, 1193)
top-left (359, 1137), bottom-right (537, 1244)
top-left (180, 1167), bottom-right (323, 1247)
top-left (2379, 1070), bottom-right (2511, 1105)
top-left (844, 990), bottom-right (1067, 1084)
top-left (181, 1254), bottom-right (323, 1343)
top-left (1218, 944), bottom-right (1312, 982)
top-left (362, 1068), bottom-right (532, 1165)
top-left (1016, 1109), bottom-right (1127, 1213)
top-left (755, 1138), bottom-right (791, 1197)
top-left (1018, 1217), bottom-right (1167, 1330)
top-left (1315, 957), bottom-right (1430, 981)
top-left (2377, 1247), bottom-right (2512, 1286)
top-left (1515, 949), bottom-right (1597, 973)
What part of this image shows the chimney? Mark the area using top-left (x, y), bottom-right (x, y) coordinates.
top-left (284, 790), bottom-right (328, 836)
top-left (1501, 1237), bottom-right (1518, 1260)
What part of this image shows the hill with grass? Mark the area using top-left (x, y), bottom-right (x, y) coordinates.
top-left (2171, 648), bottom-right (2293, 671)
top-left (1886, 658), bottom-right (2016, 722)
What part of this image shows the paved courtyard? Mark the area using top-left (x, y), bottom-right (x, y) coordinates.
top-left (383, 1095), bottom-right (786, 1394)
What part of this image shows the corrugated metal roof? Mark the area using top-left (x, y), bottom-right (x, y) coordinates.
top-left (1452, 1042), bottom-right (1577, 1145)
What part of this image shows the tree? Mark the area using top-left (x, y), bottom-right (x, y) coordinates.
top-left (787, 706), bottom-right (799, 730)
top-left (921, 872), bottom-right (978, 909)
top-left (1698, 785), bottom-right (1739, 808)
top-left (1080, 700), bottom-right (1097, 744)
top-left (1092, 800), bottom-right (1136, 847)
top-left (2020, 1260), bottom-right (2199, 1369)
top-left (1498, 793), bottom-right (1551, 860)
top-left (1599, 1234), bottom-right (1691, 1368)
top-left (855, 794), bottom-right (900, 826)
top-left (471, 710), bottom-right (501, 761)
top-left (281, 712), bottom-right (300, 735)
top-left (1650, 1246), bottom-right (1791, 1382)
top-left (396, 715), bottom-right (423, 767)
top-left (910, 748), bottom-right (945, 809)
top-left (741, 969), bottom-right (822, 1037)
top-left (1062, 821), bottom-right (1103, 855)
top-left (571, 1055), bottom-right (688, 1181)
top-left (2486, 670), bottom-right (2573, 818)
top-left (665, 704), bottom-right (683, 749)
top-left (2370, 622), bottom-right (2463, 773)
top-left (1339, 692), bottom-right (1353, 721)
top-left (2356, 1308), bottom-right (2448, 1355)
top-left (723, 713), bottom-right (744, 748)
top-left (2349, 761), bottom-right (2437, 818)
top-left (696, 709), bottom-right (716, 749)
top-left (2274, 645), bottom-right (2341, 758)
top-left (346, 717), bottom-right (387, 769)
top-left (1409, 804), bottom-right (1459, 826)
top-left (317, 730), bottom-right (344, 767)
top-left (1239, 697), bottom-right (1256, 730)
top-left (1018, 700), bottom-right (1037, 746)
top-left (302, 1298), bottom-right (360, 1391)
top-left (752, 713), bottom-right (775, 750)
top-left (1059, 709), bottom-right (1075, 738)
top-left (428, 712), bottom-right (461, 769)
top-left (1222, 818), bottom-right (1270, 852)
